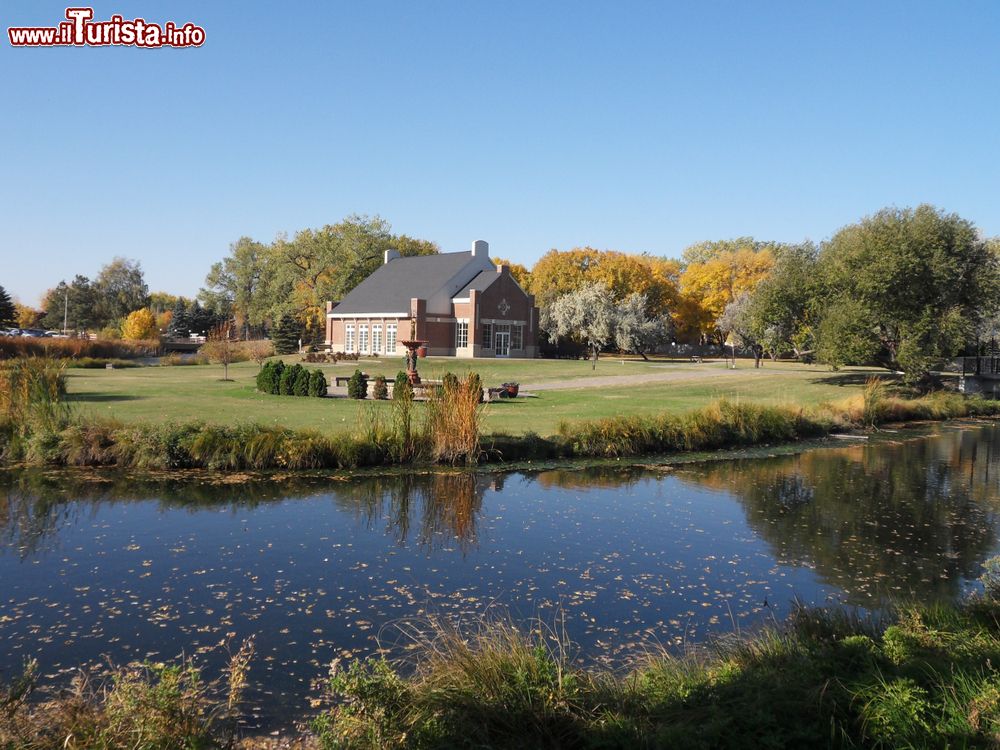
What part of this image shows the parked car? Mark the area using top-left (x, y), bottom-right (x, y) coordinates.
top-left (20, 329), bottom-right (46, 337)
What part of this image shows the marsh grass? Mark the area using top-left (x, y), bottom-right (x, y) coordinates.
top-left (424, 373), bottom-right (485, 464)
top-left (0, 640), bottom-right (254, 750)
top-left (312, 579), bottom-right (1000, 749)
top-left (0, 337), bottom-right (158, 360)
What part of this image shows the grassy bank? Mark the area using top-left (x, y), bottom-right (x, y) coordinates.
top-left (7, 578), bottom-right (1000, 748)
top-left (2, 370), bottom-right (999, 470)
top-left (64, 357), bottom-right (886, 437)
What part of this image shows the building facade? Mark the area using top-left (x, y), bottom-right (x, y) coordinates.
top-left (325, 240), bottom-right (539, 358)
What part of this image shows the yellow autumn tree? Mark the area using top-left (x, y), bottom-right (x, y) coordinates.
top-left (121, 308), bottom-right (158, 340)
top-left (492, 258), bottom-right (531, 290)
top-left (528, 248), bottom-right (680, 316)
top-left (679, 243), bottom-right (776, 342)
top-left (527, 248), bottom-right (602, 307)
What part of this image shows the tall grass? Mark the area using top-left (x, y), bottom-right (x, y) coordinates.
top-left (0, 641), bottom-right (255, 750)
top-left (311, 568), bottom-right (1000, 749)
top-left (424, 373), bottom-right (484, 464)
top-left (558, 397), bottom-right (827, 458)
top-left (0, 337), bottom-right (159, 360)
top-left (1, 362), bottom-right (997, 470)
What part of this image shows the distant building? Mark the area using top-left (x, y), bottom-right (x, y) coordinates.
top-left (325, 240), bottom-right (539, 358)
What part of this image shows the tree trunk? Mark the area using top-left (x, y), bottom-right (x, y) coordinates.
top-left (592, 346), bottom-right (599, 370)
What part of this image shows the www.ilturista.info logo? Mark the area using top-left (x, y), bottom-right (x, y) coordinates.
top-left (8, 7), bottom-right (205, 48)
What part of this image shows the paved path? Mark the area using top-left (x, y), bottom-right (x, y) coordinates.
top-left (518, 363), bottom-right (806, 392)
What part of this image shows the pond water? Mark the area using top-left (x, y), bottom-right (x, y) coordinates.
top-left (1, 423), bottom-right (999, 729)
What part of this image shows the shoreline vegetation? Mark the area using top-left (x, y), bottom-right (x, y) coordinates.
top-left (1, 358), bottom-right (998, 471)
top-left (5, 574), bottom-right (1000, 748)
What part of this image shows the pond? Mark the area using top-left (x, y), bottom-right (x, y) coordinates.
top-left (1, 422), bottom-right (999, 729)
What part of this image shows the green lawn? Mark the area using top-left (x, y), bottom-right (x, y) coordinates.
top-left (66, 356), bottom-right (883, 437)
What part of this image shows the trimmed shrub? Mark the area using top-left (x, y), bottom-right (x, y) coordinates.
top-left (393, 371), bottom-right (412, 401)
top-left (347, 369), bottom-right (368, 400)
top-left (292, 366), bottom-right (311, 397)
top-left (372, 375), bottom-right (388, 400)
top-left (278, 365), bottom-right (297, 396)
top-left (308, 369), bottom-right (328, 398)
top-left (256, 361), bottom-right (277, 393)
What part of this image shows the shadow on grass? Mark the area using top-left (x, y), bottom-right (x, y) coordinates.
top-left (810, 371), bottom-right (897, 387)
top-left (67, 393), bottom-right (142, 403)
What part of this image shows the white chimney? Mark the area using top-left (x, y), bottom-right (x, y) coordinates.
top-left (471, 239), bottom-right (489, 257)
top-left (384, 248), bottom-right (400, 264)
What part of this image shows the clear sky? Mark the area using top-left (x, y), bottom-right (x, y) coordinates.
top-left (3, 1), bottom-right (999, 305)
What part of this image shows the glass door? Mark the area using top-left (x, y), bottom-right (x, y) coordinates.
top-left (495, 331), bottom-right (510, 357)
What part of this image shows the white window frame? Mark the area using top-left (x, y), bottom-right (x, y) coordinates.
top-left (386, 323), bottom-right (397, 354)
top-left (359, 323), bottom-right (369, 354)
top-left (455, 320), bottom-right (468, 348)
top-left (345, 323), bottom-right (355, 353)
top-left (373, 324), bottom-right (383, 354)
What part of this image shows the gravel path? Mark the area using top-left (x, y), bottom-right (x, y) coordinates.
top-left (518, 363), bottom-right (803, 392)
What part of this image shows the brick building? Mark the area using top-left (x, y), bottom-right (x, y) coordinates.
top-left (325, 240), bottom-right (539, 358)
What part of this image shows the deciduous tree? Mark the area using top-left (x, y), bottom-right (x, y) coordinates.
top-left (817, 205), bottom-right (999, 381)
top-left (95, 258), bottom-right (149, 324)
top-left (121, 308), bottom-right (158, 340)
top-left (614, 293), bottom-right (673, 360)
top-left (542, 282), bottom-right (618, 369)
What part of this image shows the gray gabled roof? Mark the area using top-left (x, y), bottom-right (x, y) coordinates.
top-left (453, 270), bottom-right (500, 298)
top-left (333, 252), bottom-right (476, 314)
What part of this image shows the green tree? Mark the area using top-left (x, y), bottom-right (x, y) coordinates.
top-left (40, 275), bottom-right (100, 332)
top-left (0, 285), bottom-right (16, 327)
top-left (817, 205), bottom-right (999, 380)
top-left (168, 299), bottom-right (191, 339)
top-left (742, 243), bottom-right (819, 360)
top-left (199, 236), bottom-right (269, 337)
top-left (94, 258), bottom-right (149, 325)
top-left (272, 314), bottom-right (301, 355)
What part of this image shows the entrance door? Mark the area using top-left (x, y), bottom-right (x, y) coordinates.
top-left (495, 331), bottom-right (510, 358)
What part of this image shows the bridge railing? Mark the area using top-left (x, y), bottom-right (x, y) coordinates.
top-left (959, 356), bottom-right (1000, 377)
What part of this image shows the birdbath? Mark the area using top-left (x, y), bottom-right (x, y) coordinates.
top-left (400, 339), bottom-right (427, 384)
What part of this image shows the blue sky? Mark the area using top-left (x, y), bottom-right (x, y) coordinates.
top-left (3, 1), bottom-right (999, 305)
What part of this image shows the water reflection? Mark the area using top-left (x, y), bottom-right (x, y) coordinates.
top-left (0, 471), bottom-right (492, 558)
top-left (0, 425), bottom-right (998, 731)
top-left (675, 427), bottom-right (1000, 606)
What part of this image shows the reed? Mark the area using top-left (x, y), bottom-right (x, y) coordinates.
top-left (424, 373), bottom-right (485, 464)
top-left (311, 563), bottom-right (1000, 749)
top-left (0, 337), bottom-right (159, 360)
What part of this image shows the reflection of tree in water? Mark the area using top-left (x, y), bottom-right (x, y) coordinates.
top-left (0, 469), bottom-right (488, 557)
top-left (531, 466), bottom-right (645, 492)
top-left (678, 426), bottom-right (1000, 607)
top-left (333, 472), bottom-right (487, 553)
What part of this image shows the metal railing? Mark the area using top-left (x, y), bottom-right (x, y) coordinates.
top-left (960, 356), bottom-right (1000, 377)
